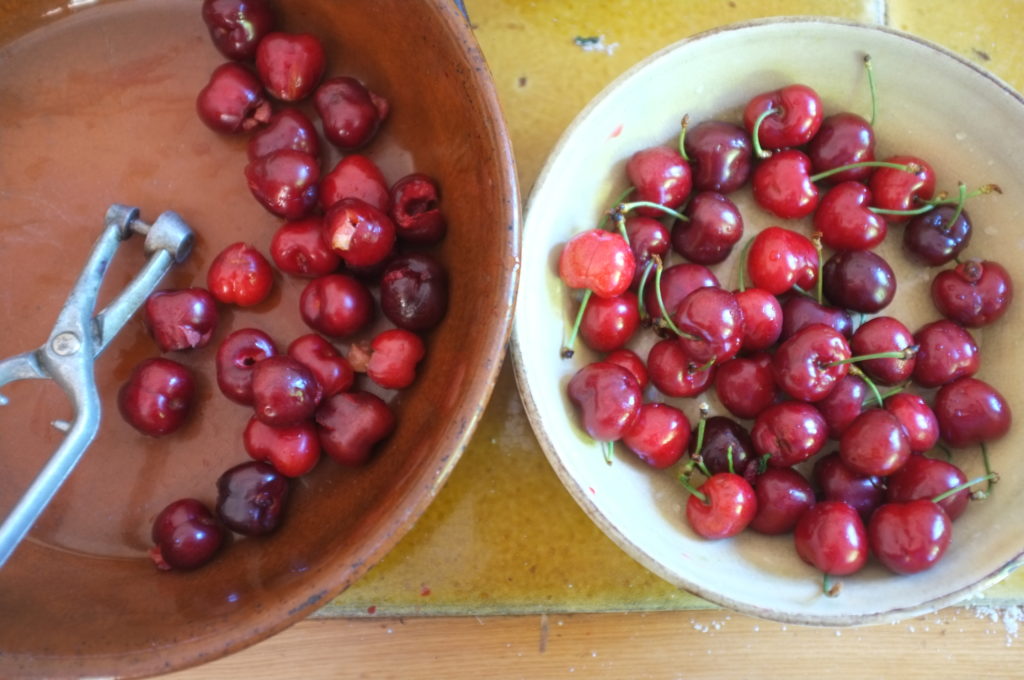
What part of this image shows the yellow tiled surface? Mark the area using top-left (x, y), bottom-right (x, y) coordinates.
top-left (322, 0), bottom-right (1024, 616)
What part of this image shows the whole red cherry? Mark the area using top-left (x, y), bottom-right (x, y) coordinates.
top-left (215, 328), bottom-right (278, 404)
top-left (243, 416), bottom-right (321, 478)
top-left (244, 149), bottom-right (320, 220)
top-left (816, 375), bottom-right (869, 440)
top-left (558, 229), bottom-right (636, 299)
top-left (149, 498), bottom-right (224, 571)
top-left (683, 119), bottom-right (752, 194)
top-left (673, 191), bottom-right (743, 265)
top-left (250, 356), bottom-right (323, 427)
top-left (299, 273), bottom-right (375, 338)
top-left (567, 362), bottom-right (641, 442)
top-left (625, 145), bottom-right (692, 218)
top-left (207, 242), bottom-right (274, 307)
top-left (749, 467), bottom-right (815, 535)
top-left (886, 454), bottom-right (970, 521)
top-left (743, 83), bottom-right (823, 149)
top-left (685, 473), bottom-right (757, 540)
top-left (868, 154), bottom-right (936, 219)
top-left (793, 501), bottom-right (868, 576)
top-left (316, 390), bottom-right (396, 466)
top-left (734, 287), bottom-right (783, 352)
top-left (379, 254), bottom-right (449, 332)
top-left (813, 452), bottom-right (885, 522)
top-left (143, 288), bottom-right (219, 352)
top-left (839, 409), bottom-right (911, 477)
top-left (931, 259), bottom-right (1013, 328)
top-left (671, 287), bottom-right (744, 364)
top-left (868, 500), bottom-right (952, 575)
top-left (118, 358), bottom-right (196, 437)
top-left (201, 0), bottom-right (274, 60)
top-left (849, 316), bottom-right (916, 386)
top-left (646, 339), bottom-right (716, 398)
top-left (579, 292), bottom-right (640, 353)
top-left (751, 401), bottom-right (827, 468)
top-left (255, 32), bottom-right (326, 101)
top-left (269, 217), bottom-right (341, 278)
top-left (248, 108), bottom-right (320, 161)
top-left (934, 376), bottom-right (1011, 448)
top-left (745, 226), bottom-right (817, 296)
top-left (771, 323), bottom-right (850, 403)
top-left (361, 328), bottom-right (426, 390)
top-left (314, 76), bottom-right (389, 150)
top-left (286, 334), bottom-right (354, 397)
top-left (912, 320), bottom-right (980, 388)
top-left (807, 112), bottom-right (875, 183)
top-left (714, 354), bottom-right (776, 420)
top-left (320, 154), bottom-right (390, 212)
top-left (621, 402), bottom-right (690, 469)
top-left (216, 461), bottom-right (290, 536)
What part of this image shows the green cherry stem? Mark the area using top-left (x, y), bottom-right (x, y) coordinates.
top-left (726, 444), bottom-right (735, 475)
top-left (616, 201), bottom-right (690, 223)
top-left (825, 346), bottom-right (918, 368)
top-left (812, 232), bottom-right (824, 304)
top-left (679, 473), bottom-right (709, 505)
top-left (823, 573), bottom-right (842, 598)
top-left (864, 54), bottom-right (877, 127)
top-left (849, 365), bottom-right (885, 410)
top-left (942, 182), bottom-right (968, 232)
top-left (597, 186), bottom-right (635, 230)
top-left (678, 114), bottom-right (691, 161)
top-left (933, 471), bottom-right (999, 504)
top-left (751, 106), bottom-right (779, 159)
top-left (560, 289), bottom-right (592, 359)
top-left (611, 210), bottom-right (631, 247)
top-left (861, 385), bottom-right (904, 408)
top-left (652, 255), bottom-right (699, 341)
top-left (737, 237), bottom-right (754, 292)
top-left (636, 258), bottom-right (656, 322)
top-left (809, 160), bottom-right (920, 184)
top-left (690, 403), bottom-right (711, 477)
top-left (869, 183), bottom-right (1002, 216)
top-left (602, 440), bottom-right (615, 466)
top-left (971, 442), bottom-right (998, 500)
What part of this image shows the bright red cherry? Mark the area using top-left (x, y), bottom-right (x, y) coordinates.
top-left (255, 32), bottom-right (326, 101)
top-left (671, 287), bottom-right (744, 364)
top-left (685, 473), bottom-right (757, 540)
top-left (683, 119), bottom-right (752, 194)
top-left (323, 197), bottom-right (397, 268)
top-left (751, 150), bottom-right (819, 219)
top-left (320, 154), bottom-right (390, 212)
top-left (567, 362), bottom-right (641, 442)
top-left (745, 226), bottom-right (817, 296)
top-left (558, 229), bottom-right (636, 299)
top-left (389, 173), bottom-right (446, 244)
top-left (243, 416), bottom-right (320, 478)
top-left (793, 501), bottom-right (868, 577)
top-left (771, 324), bottom-right (850, 403)
top-left (813, 181), bottom-right (887, 251)
top-left (749, 467), bottom-right (815, 535)
top-left (849, 316), bottom-right (916, 386)
top-left (672, 192), bottom-right (743, 265)
top-left (868, 154), bottom-right (936, 219)
top-left (807, 112), bottom-right (875, 183)
top-left (714, 354), bottom-right (776, 420)
top-left (912, 320), bottom-right (980, 388)
top-left (149, 498), bottom-right (224, 571)
top-left (625, 146), bottom-right (692, 218)
top-left (743, 83), bottom-right (823, 150)
top-left (886, 455), bottom-right (970, 521)
top-left (839, 409), bottom-right (911, 477)
top-left (623, 216), bottom-right (670, 287)
top-left (118, 358), bottom-right (196, 437)
top-left (751, 401), bottom-right (827, 468)
top-left (931, 259), bottom-right (1013, 328)
top-left (314, 76), bottom-right (389, 150)
top-left (868, 500), bottom-right (952, 574)
top-left (884, 393), bottom-right (939, 454)
top-left (360, 328), bottom-right (426, 390)
top-left (621, 403), bottom-right (690, 469)
top-left (244, 149), bottom-right (320, 220)
top-left (316, 391), bottom-right (396, 466)
top-left (604, 348), bottom-right (648, 389)
top-left (579, 292), bottom-right (640, 352)
top-left (813, 452), bottom-right (885, 522)
top-left (207, 242), bottom-right (274, 307)
top-left (934, 376), bottom-right (1011, 448)
top-left (286, 333), bottom-right (354, 397)
top-left (196, 62), bottom-right (271, 134)
top-left (250, 356), bottom-right (323, 427)
top-left (299, 273), bottom-right (375, 338)
top-left (269, 217), bottom-right (340, 278)
top-left (143, 288), bottom-right (219, 352)
top-left (248, 108), bottom-right (320, 161)
top-left (201, 0), bottom-right (274, 60)
top-left (215, 328), bottom-right (277, 405)
top-left (646, 339), bottom-right (716, 398)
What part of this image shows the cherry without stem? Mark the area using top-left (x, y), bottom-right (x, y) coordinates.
top-left (793, 500), bottom-right (868, 577)
top-left (673, 191), bottom-right (743, 265)
top-left (314, 76), bottom-right (389, 150)
top-left (316, 390), bottom-right (396, 466)
top-left (839, 408), bottom-right (911, 477)
top-left (822, 249), bottom-right (896, 314)
top-left (622, 403), bottom-right (690, 469)
top-left (380, 254), bottom-right (449, 332)
top-left (320, 154), bottom-right (390, 212)
top-left (255, 32), bottom-right (326, 102)
top-left (579, 292), bottom-right (640, 353)
top-left (215, 328), bottom-right (278, 405)
top-left (201, 0), bottom-right (274, 60)
top-left (323, 197), bottom-right (397, 268)
top-left (245, 149), bottom-right (320, 220)
top-left (216, 461), bottom-right (290, 536)
top-left (143, 288), bottom-right (219, 352)
top-left (625, 145), bottom-right (692, 218)
top-left (807, 112), bottom-right (875, 183)
top-left (868, 500), bottom-right (951, 575)
top-left (250, 356), bottom-right (323, 427)
top-left (248, 108), bottom-right (320, 162)
top-left (646, 339), bottom-right (715, 398)
top-left (567, 362), bottom-right (641, 442)
top-left (683, 119), bottom-right (752, 194)
top-left (934, 376), bottom-right (1011, 448)
top-left (749, 467), bottom-right (815, 535)
top-left (299, 273), bottom-right (375, 338)
top-left (911, 320), bottom-right (979, 388)
top-left (243, 416), bottom-right (320, 478)
top-left (196, 62), bottom-right (271, 134)
top-left (150, 498), bottom-right (224, 571)
top-left (751, 401), bottom-right (827, 468)
top-left (270, 217), bottom-right (340, 278)
top-left (118, 358), bottom-right (196, 437)
top-left (390, 173), bottom-right (446, 244)
top-left (813, 451), bottom-right (885, 522)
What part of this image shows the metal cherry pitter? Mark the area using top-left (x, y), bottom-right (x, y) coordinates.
top-left (0, 204), bottom-right (194, 568)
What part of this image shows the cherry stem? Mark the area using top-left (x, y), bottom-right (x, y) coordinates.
top-left (790, 284), bottom-right (818, 301)
top-left (678, 473), bottom-right (708, 505)
top-left (864, 54), bottom-right (877, 127)
top-left (972, 442), bottom-right (998, 500)
top-left (636, 259), bottom-right (656, 321)
top-left (942, 182), bottom-right (968, 233)
top-left (611, 210), bottom-right (631, 247)
top-left (726, 444), bottom-right (735, 475)
top-left (812, 232), bottom-right (824, 304)
top-left (823, 573), bottom-right (842, 598)
top-left (933, 472), bottom-right (999, 504)
top-left (597, 186), bottom-right (635, 230)
top-left (861, 385), bottom-right (903, 408)
top-left (652, 255), bottom-right (699, 341)
top-left (849, 365), bottom-right (884, 410)
top-left (757, 453), bottom-right (770, 474)
top-left (751, 107), bottom-right (778, 159)
top-left (560, 289), bottom-right (592, 359)
top-left (869, 183), bottom-right (1002, 216)
top-left (616, 201), bottom-right (689, 223)
top-left (691, 403), bottom-right (710, 466)
top-left (737, 237), bottom-right (754, 292)
top-left (689, 357), bottom-right (717, 375)
top-left (809, 160), bottom-right (920, 184)
top-left (602, 440), bottom-right (615, 466)
top-left (678, 114), bottom-right (690, 161)
top-left (825, 346), bottom-right (918, 367)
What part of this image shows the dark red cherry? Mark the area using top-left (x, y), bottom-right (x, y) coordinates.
top-left (743, 83), bottom-right (823, 150)
top-left (621, 403), bottom-right (690, 469)
top-left (379, 254), bottom-right (449, 331)
top-left (771, 324), bottom-right (850, 403)
top-left (207, 242), bottom-right (274, 307)
top-left (579, 292), bottom-right (640, 352)
top-left (143, 288), bottom-right (219, 352)
top-left (934, 377), bottom-right (1011, 448)
top-left (149, 498), bottom-right (224, 571)
top-left (269, 217), bottom-right (340, 278)
top-left (734, 287), bottom-right (783, 351)
top-left (911, 320), bottom-right (979, 388)
top-left (567, 362), bottom-right (641, 442)
top-left (822, 249), bottom-right (896, 313)
top-left (683, 119), bottom-right (752, 194)
top-left (886, 454), bottom-right (969, 521)
top-left (622, 216), bottom-right (670, 288)
top-left (320, 154), bottom-right (390, 212)
top-left (931, 259), bottom-right (1013, 328)
top-left (839, 409), bottom-right (911, 477)
top-left (778, 296), bottom-right (853, 342)
top-left (689, 416), bottom-right (756, 477)
top-left (248, 108), bottom-right (320, 161)
top-left (751, 401), bottom-right (827, 468)
top-left (671, 287), bottom-right (744, 364)
top-left (389, 173), bottom-right (446, 244)
top-left (625, 146), bottom-right (692, 218)
top-left (813, 181), bottom-right (886, 251)
top-left (316, 391), bottom-right (396, 466)
top-left (884, 393), bottom-right (939, 454)
top-left (813, 451), bottom-right (885, 522)
top-left (286, 334), bottom-right (354, 398)
top-left (685, 473), bottom-right (757, 540)
top-left (745, 226), bottom-right (817, 296)
top-left (807, 112), bottom-right (875, 183)
top-left (868, 500), bottom-right (951, 574)
top-left (216, 461), bottom-right (290, 536)
top-left (642, 263), bottom-right (718, 324)
top-left (201, 0), bottom-right (274, 60)
top-left (749, 467), bottom-right (815, 535)
top-left (215, 328), bottom-right (277, 404)
top-left (299, 273), bottom-right (375, 338)
top-left (245, 149), bottom-right (320, 220)
top-left (751, 150), bottom-right (819, 220)
top-left (359, 328), bottom-right (426, 390)
top-left (243, 416), bottom-right (320, 478)
top-left (794, 501), bottom-right (868, 576)
top-left (250, 356), bottom-right (323, 427)
top-left (903, 206), bottom-right (972, 265)
top-left (672, 191), bottom-right (743, 265)
top-left (255, 32), bottom-right (326, 101)
top-left (118, 358), bottom-right (195, 437)
top-left (868, 154), bottom-right (936, 219)
top-left (559, 229), bottom-right (635, 299)
top-left (314, 76), bottom-right (389, 150)
top-left (714, 354), bottom-right (776, 420)
top-left (646, 339), bottom-right (715, 398)
top-left (816, 375), bottom-right (870, 440)
top-left (323, 197), bottom-right (397, 268)
top-left (849, 316), bottom-right (916, 386)
top-left (196, 62), bottom-right (271, 134)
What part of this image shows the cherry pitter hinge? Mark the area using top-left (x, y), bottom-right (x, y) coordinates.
top-left (0, 205), bottom-right (194, 568)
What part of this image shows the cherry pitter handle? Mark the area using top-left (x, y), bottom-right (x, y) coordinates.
top-left (0, 204), bottom-right (194, 568)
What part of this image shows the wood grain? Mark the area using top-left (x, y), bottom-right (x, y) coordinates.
top-left (165, 606), bottom-right (1024, 679)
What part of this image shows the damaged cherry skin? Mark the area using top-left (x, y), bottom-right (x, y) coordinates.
top-left (248, 108), bottom-right (320, 161)
top-left (323, 197), bottom-right (397, 268)
top-left (143, 288), bottom-right (219, 352)
top-left (390, 173), bottom-right (446, 244)
top-left (215, 328), bottom-right (278, 404)
top-left (380, 254), bottom-right (449, 331)
top-left (196, 62), bottom-right (271, 134)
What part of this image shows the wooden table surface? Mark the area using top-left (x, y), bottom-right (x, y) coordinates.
top-left (171, 1), bottom-right (1024, 677)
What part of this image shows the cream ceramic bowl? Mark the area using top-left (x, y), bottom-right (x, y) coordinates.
top-left (512, 17), bottom-right (1024, 625)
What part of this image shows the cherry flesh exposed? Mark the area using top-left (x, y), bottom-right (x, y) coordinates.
top-left (379, 254), bottom-right (449, 332)
top-left (243, 416), bottom-right (320, 478)
top-left (673, 191), bottom-right (743, 265)
top-left (934, 376), bottom-right (1012, 448)
top-left (807, 112), bottom-right (875, 183)
top-left (244, 149), bottom-right (320, 220)
top-left (215, 328), bottom-right (278, 404)
top-left (579, 292), bottom-right (639, 352)
top-left (248, 108), bottom-right (320, 162)
top-left (912, 320), bottom-right (979, 388)
top-left (286, 334), bottom-right (354, 397)
top-left (646, 339), bottom-right (716, 398)
top-left (269, 217), bottom-right (340, 278)
top-left (685, 473), bottom-right (757, 540)
top-left (118, 358), bottom-right (196, 437)
top-left (683, 119), bottom-right (752, 194)
top-left (320, 154), bottom-right (390, 212)
top-left (143, 288), bottom-right (219, 352)
top-left (255, 32), bottom-right (326, 102)
top-left (567, 362), bottom-right (641, 442)
top-left (207, 242), bottom-right (274, 307)
top-left (751, 401), bottom-right (827, 468)
top-left (868, 500), bottom-right (951, 574)
top-left (314, 76), bottom-right (389, 150)
top-left (201, 0), bottom-right (274, 60)
top-left (196, 62), bottom-right (271, 134)
top-left (316, 390), bottom-right (396, 466)
top-left (250, 356), bottom-right (323, 427)
top-left (822, 249), bottom-right (896, 313)
top-left (839, 408), bottom-right (911, 477)
top-left (299, 273), bottom-right (374, 338)
top-left (216, 461), bottom-right (290, 536)
top-left (323, 197), bottom-right (397, 268)
top-left (793, 500), bottom-right (868, 576)
top-left (390, 173), bottom-right (446, 244)
top-left (621, 403), bottom-right (690, 469)
top-left (749, 467), bottom-right (815, 535)
top-left (150, 498), bottom-right (224, 571)
top-left (931, 259), bottom-right (1013, 328)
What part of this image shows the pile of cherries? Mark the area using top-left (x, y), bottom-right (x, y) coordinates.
top-left (562, 63), bottom-right (1013, 588)
top-left (121, 0), bottom-right (449, 572)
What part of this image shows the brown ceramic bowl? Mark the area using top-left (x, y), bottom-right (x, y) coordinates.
top-left (0, 1), bottom-right (518, 677)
